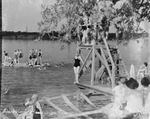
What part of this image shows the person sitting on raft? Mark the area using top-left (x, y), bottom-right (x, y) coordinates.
top-left (28, 50), bottom-right (34, 67)
top-left (8, 57), bottom-right (14, 66)
top-left (137, 62), bottom-right (148, 79)
top-left (17, 94), bottom-right (43, 119)
top-left (28, 49), bottom-right (38, 66)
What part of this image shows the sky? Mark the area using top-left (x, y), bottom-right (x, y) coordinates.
top-left (2, 0), bottom-right (149, 33)
top-left (2, 0), bottom-right (56, 32)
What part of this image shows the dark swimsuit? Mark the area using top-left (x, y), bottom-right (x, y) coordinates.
top-left (38, 52), bottom-right (42, 57)
top-left (74, 58), bottom-right (80, 67)
top-left (4, 53), bottom-right (8, 56)
top-left (29, 55), bottom-right (32, 60)
top-left (33, 105), bottom-right (41, 119)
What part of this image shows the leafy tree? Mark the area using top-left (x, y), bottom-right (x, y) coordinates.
top-left (38, 0), bottom-right (150, 41)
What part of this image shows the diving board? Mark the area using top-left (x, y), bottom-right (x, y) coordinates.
top-left (75, 83), bottom-right (112, 96)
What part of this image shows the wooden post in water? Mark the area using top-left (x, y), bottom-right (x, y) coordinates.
top-left (91, 39), bottom-right (95, 86)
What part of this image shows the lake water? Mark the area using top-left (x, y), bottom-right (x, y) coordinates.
top-left (1, 38), bottom-right (149, 118)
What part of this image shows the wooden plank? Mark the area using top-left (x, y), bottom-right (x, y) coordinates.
top-left (61, 94), bottom-right (80, 113)
top-left (40, 93), bottom-right (76, 101)
top-left (80, 53), bottom-right (89, 69)
top-left (95, 50), bottom-right (105, 65)
top-left (44, 97), bottom-right (67, 113)
top-left (8, 105), bottom-right (19, 118)
top-left (79, 49), bottom-right (92, 77)
top-left (82, 60), bottom-right (92, 72)
top-left (96, 65), bottom-right (105, 79)
top-left (103, 38), bottom-right (115, 88)
top-left (118, 52), bottom-right (129, 78)
top-left (38, 101), bottom-right (44, 119)
top-left (61, 94), bottom-right (92, 119)
top-left (56, 107), bottom-right (105, 119)
top-left (100, 47), bottom-right (112, 82)
top-left (79, 92), bottom-right (98, 109)
top-left (0, 112), bottom-right (10, 119)
top-left (91, 40), bottom-right (96, 86)
top-left (75, 83), bottom-right (112, 96)
top-left (78, 45), bottom-right (92, 48)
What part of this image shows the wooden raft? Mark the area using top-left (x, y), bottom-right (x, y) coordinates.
top-left (4, 92), bottom-right (109, 119)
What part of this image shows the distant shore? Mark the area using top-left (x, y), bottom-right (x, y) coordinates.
top-left (2, 31), bottom-right (39, 40)
top-left (2, 31), bottom-right (148, 41)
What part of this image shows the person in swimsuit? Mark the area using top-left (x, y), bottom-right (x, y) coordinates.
top-left (73, 50), bottom-right (82, 83)
top-left (14, 50), bottom-right (18, 64)
top-left (137, 62), bottom-right (148, 80)
top-left (19, 94), bottom-right (43, 119)
top-left (16, 49), bottom-right (20, 64)
top-left (28, 50), bottom-right (34, 66)
top-left (37, 49), bottom-right (42, 65)
top-left (18, 49), bottom-right (23, 63)
top-left (3, 51), bottom-right (9, 62)
top-left (33, 49), bottom-right (38, 65)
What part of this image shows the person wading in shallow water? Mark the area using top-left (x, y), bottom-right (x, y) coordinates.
top-left (37, 49), bottom-right (42, 65)
top-left (3, 51), bottom-right (9, 62)
top-left (14, 50), bottom-right (18, 64)
top-left (18, 49), bottom-right (23, 63)
top-left (73, 50), bottom-right (82, 83)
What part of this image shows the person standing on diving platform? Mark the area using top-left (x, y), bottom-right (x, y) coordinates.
top-left (73, 50), bottom-right (82, 83)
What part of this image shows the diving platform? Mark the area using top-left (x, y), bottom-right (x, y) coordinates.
top-left (75, 83), bottom-right (112, 96)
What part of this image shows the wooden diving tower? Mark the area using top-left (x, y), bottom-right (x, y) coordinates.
top-left (75, 23), bottom-right (129, 94)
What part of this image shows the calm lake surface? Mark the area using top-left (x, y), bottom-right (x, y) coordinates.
top-left (1, 37), bottom-right (149, 117)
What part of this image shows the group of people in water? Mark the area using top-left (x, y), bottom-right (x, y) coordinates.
top-left (28, 49), bottom-right (42, 67)
top-left (105, 63), bottom-right (150, 119)
top-left (3, 49), bottom-right (42, 67)
top-left (3, 49), bottom-right (23, 66)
